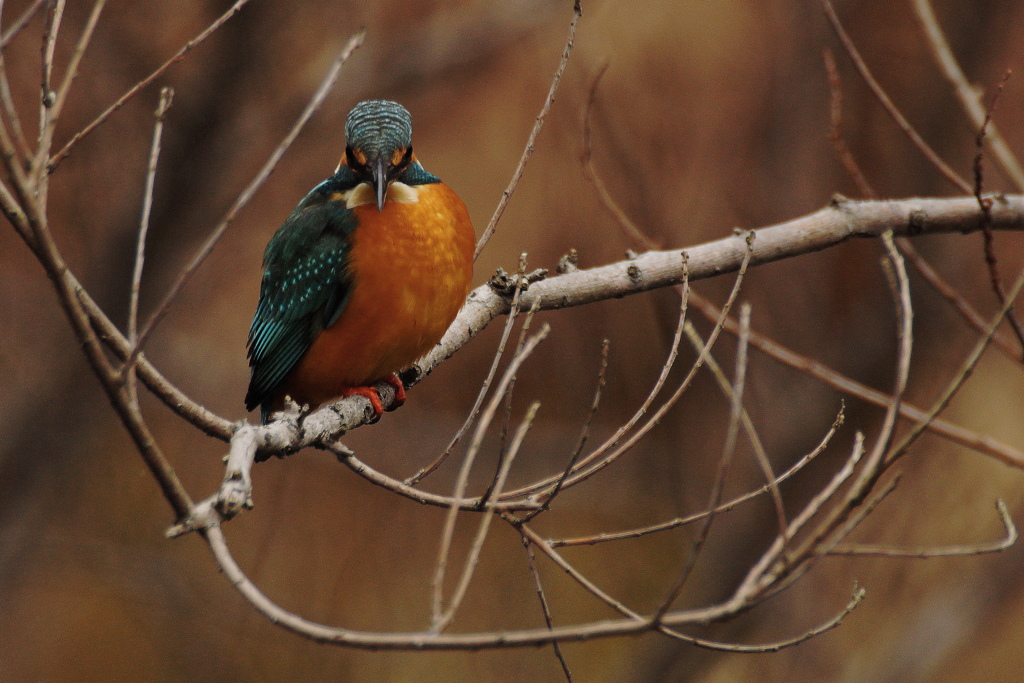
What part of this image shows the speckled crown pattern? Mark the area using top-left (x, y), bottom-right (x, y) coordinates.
top-left (344, 100), bottom-right (413, 157)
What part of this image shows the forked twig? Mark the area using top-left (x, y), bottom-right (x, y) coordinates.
top-left (48, 0), bottom-right (253, 172)
top-left (830, 499), bottom-right (1016, 557)
top-left (519, 534), bottom-right (574, 681)
top-left (33, 0), bottom-right (107, 180)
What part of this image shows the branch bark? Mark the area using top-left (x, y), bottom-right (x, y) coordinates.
top-left (174, 193), bottom-right (1024, 535)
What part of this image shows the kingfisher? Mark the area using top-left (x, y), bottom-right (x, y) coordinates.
top-left (245, 100), bottom-right (475, 424)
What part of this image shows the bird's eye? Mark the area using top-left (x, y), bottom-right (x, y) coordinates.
top-left (345, 145), bottom-right (370, 173)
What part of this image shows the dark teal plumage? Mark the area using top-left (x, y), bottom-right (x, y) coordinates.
top-left (245, 161), bottom-right (441, 421)
top-left (245, 171), bottom-right (360, 418)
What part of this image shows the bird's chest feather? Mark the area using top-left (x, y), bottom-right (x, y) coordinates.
top-left (296, 181), bottom-right (474, 387)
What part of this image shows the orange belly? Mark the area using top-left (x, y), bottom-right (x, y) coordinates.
top-left (278, 182), bottom-right (474, 409)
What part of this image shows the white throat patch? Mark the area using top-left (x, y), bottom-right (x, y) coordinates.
top-left (344, 181), bottom-right (420, 209)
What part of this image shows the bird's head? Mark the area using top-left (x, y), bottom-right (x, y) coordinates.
top-left (342, 100), bottom-right (414, 211)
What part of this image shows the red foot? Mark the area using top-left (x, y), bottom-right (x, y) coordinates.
top-left (341, 375), bottom-right (407, 417)
top-left (342, 386), bottom-right (385, 416)
top-left (384, 374), bottom-right (407, 411)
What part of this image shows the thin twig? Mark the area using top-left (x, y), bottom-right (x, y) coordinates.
top-left (431, 325), bottom-right (550, 627)
top-left (972, 72), bottom-right (1024, 354)
top-left (518, 522), bottom-right (644, 621)
top-left (822, 0), bottom-right (972, 194)
top-left (33, 0), bottom-right (107, 179)
top-left (548, 406), bottom-right (843, 548)
top-left (48, 0), bottom-right (253, 172)
top-left (433, 402), bottom-right (539, 633)
top-left (684, 322), bottom-right (787, 536)
top-left (0, 53), bottom-right (29, 161)
top-left (823, 48), bottom-right (875, 198)
top-left (0, 0), bottom-right (45, 50)
top-left (519, 534), bottom-right (573, 681)
top-left (911, 0), bottom-right (1024, 191)
top-left (658, 585), bottom-right (866, 653)
top-left (830, 499), bottom-right (1016, 557)
top-left (517, 338), bottom-right (610, 524)
top-left (35, 0), bottom-right (64, 206)
top-left (654, 303), bottom-right (752, 621)
top-left (473, 0), bottom-right (582, 259)
top-left (580, 62), bottom-right (653, 247)
top-left (124, 86), bottom-right (173, 398)
top-left (494, 255), bottom-right (536, 483)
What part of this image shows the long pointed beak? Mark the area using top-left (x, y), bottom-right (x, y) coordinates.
top-left (373, 156), bottom-right (388, 211)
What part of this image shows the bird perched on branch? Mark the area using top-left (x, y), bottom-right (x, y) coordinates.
top-left (245, 100), bottom-right (475, 423)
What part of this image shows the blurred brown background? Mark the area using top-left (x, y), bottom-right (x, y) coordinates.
top-left (2, 0), bottom-right (1024, 680)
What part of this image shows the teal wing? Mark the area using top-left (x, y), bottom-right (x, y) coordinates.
top-left (245, 181), bottom-right (358, 417)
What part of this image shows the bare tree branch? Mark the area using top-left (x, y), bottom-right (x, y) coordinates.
top-left (431, 325), bottom-right (549, 627)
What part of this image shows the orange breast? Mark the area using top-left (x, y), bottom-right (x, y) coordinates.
top-left (280, 182), bottom-right (475, 408)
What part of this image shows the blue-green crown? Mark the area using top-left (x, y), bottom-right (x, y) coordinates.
top-left (345, 100), bottom-right (413, 156)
